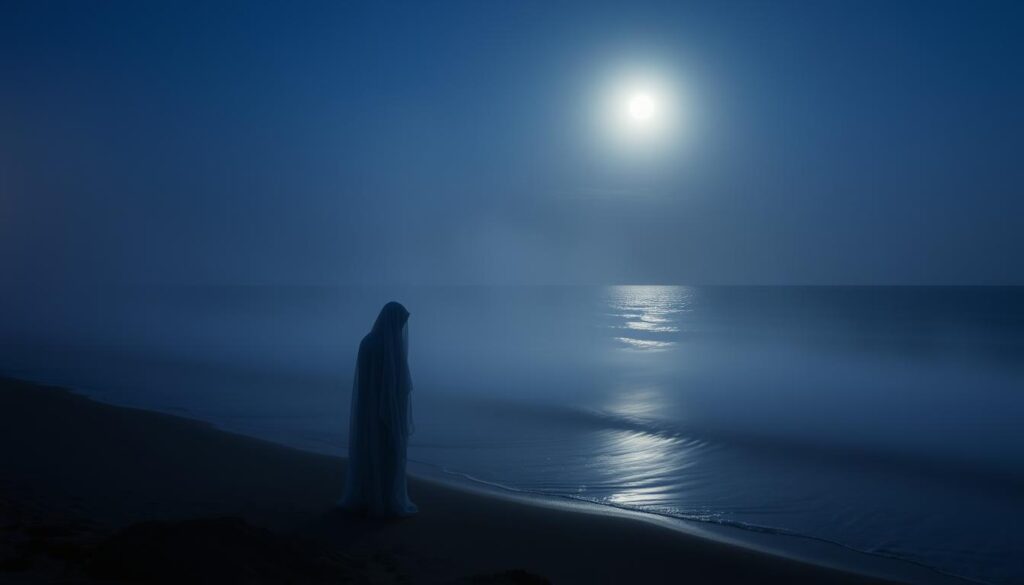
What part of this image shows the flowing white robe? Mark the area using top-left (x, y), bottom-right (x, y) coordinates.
top-left (339, 301), bottom-right (417, 517)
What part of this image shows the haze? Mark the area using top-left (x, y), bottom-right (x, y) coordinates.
top-left (2, 0), bottom-right (1022, 286)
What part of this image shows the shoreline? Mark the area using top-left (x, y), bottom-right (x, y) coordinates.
top-left (407, 464), bottom-right (979, 585)
top-left (47, 374), bottom-right (976, 585)
top-left (0, 376), bottom-right (947, 584)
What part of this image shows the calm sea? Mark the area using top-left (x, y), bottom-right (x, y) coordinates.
top-left (2, 285), bottom-right (1022, 584)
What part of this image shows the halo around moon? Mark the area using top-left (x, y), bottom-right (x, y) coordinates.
top-left (587, 63), bottom-right (688, 166)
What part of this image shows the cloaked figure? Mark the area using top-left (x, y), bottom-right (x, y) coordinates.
top-left (339, 301), bottom-right (418, 517)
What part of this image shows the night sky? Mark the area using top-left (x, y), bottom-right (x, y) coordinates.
top-left (2, 0), bottom-right (1022, 286)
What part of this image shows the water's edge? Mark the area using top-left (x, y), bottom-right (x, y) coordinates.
top-left (10, 373), bottom-right (983, 585)
top-left (410, 462), bottom-right (981, 585)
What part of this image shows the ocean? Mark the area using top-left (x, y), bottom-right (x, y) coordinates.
top-left (2, 285), bottom-right (1021, 584)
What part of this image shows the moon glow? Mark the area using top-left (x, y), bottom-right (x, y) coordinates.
top-left (586, 61), bottom-right (690, 167)
top-left (627, 93), bottom-right (656, 122)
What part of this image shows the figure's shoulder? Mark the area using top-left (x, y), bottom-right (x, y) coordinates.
top-left (358, 334), bottom-right (376, 356)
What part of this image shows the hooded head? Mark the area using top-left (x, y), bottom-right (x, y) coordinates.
top-left (371, 301), bottom-right (410, 341)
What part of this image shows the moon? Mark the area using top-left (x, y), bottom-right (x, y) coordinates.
top-left (588, 63), bottom-right (688, 163)
top-left (627, 92), bottom-right (656, 122)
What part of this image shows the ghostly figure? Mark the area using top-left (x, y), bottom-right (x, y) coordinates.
top-left (339, 301), bottom-right (418, 517)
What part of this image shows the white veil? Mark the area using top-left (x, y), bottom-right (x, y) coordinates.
top-left (339, 301), bottom-right (417, 517)
top-left (368, 302), bottom-right (414, 437)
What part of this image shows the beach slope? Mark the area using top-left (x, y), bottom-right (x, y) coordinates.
top-left (0, 377), bottom-right (898, 584)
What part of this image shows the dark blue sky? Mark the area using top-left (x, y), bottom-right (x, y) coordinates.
top-left (2, 0), bottom-right (1022, 285)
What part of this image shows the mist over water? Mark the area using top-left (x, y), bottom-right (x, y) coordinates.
top-left (2, 285), bottom-right (1022, 584)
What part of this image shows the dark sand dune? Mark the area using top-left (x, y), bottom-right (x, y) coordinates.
top-left (0, 377), bottom-right (899, 584)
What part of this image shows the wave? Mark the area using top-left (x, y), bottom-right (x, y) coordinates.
top-left (422, 462), bottom-right (987, 585)
top-left (462, 397), bottom-right (1024, 495)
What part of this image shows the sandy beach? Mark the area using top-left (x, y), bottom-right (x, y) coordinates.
top-left (0, 376), bottom-right (901, 584)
